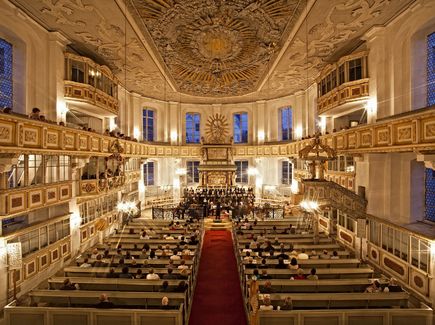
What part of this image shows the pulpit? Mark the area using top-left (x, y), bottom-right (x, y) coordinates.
top-left (198, 113), bottom-right (236, 187)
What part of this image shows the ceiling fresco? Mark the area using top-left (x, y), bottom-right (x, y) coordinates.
top-left (10, 0), bottom-right (416, 104)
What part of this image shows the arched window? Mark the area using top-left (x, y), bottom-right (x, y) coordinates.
top-left (0, 38), bottom-right (13, 108)
top-left (233, 112), bottom-right (248, 143)
top-left (280, 107), bottom-right (293, 141)
top-left (142, 108), bottom-right (154, 141)
top-left (185, 113), bottom-right (200, 143)
top-left (427, 32), bottom-right (435, 106)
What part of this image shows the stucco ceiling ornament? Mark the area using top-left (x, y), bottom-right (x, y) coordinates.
top-left (127, 0), bottom-right (303, 97)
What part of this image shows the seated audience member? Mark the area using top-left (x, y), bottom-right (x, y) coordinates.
top-left (159, 281), bottom-right (170, 292)
top-left (93, 254), bottom-right (106, 267)
top-left (245, 257), bottom-right (257, 269)
top-left (306, 268), bottom-right (318, 280)
top-left (258, 258), bottom-right (268, 269)
top-left (60, 278), bottom-right (77, 290)
top-left (135, 269), bottom-right (145, 279)
top-left (139, 249), bottom-right (148, 259)
top-left (280, 297), bottom-right (293, 310)
top-left (140, 231), bottom-right (150, 240)
top-left (365, 280), bottom-right (381, 293)
top-left (107, 268), bottom-right (119, 278)
top-left (161, 296), bottom-right (171, 310)
top-left (80, 258), bottom-right (92, 268)
top-left (170, 250), bottom-right (181, 261)
top-left (179, 268), bottom-right (190, 279)
top-left (118, 258), bottom-right (126, 267)
top-left (177, 259), bottom-right (189, 270)
top-left (130, 259), bottom-right (142, 268)
top-left (146, 268), bottom-right (160, 280)
top-left (259, 295), bottom-right (274, 311)
top-left (96, 294), bottom-right (115, 308)
top-left (149, 250), bottom-right (157, 259)
top-left (243, 251), bottom-right (252, 262)
top-left (276, 249), bottom-right (289, 260)
top-left (29, 107), bottom-right (40, 119)
top-left (330, 250), bottom-right (339, 259)
top-left (162, 268), bottom-right (178, 279)
top-left (320, 249), bottom-right (330, 259)
top-left (119, 266), bottom-right (133, 279)
top-left (243, 244), bottom-right (252, 253)
top-left (294, 268), bottom-right (306, 280)
top-left (1, 107), bottom-right (12, 113)
top-left (262, 281), bottom-right (275, 293)
top-left (275, 257), bottom-right (287, 269)
top-left (260, 269), bottom-right (272, 280)
top-left (289, 257), bottom-right (299, 270)
top-left (309, 250), bottom-right (319, 259)
top-left (384, 277), bottom-right (402, 292)
top-left (90, 248), bottom-right (99, 259)
top-left (167, 259), bottom-right (175, 269)
top-left (174, 281), bottom-right (188, 292)
top-left (297, 248), bottom-right (309, 260)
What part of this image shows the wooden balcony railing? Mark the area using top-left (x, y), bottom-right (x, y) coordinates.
top-left (0, 106), bottom-right (434, 159)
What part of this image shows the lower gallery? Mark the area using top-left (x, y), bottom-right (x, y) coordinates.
top-left (0, 0), bottom-right (434, 324)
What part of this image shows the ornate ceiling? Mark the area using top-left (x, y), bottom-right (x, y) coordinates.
top-left (126, 0), bottom-right (304, 97)
top-left (10, 0), bottom-right (416, 104)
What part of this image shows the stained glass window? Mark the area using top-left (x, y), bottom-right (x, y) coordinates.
top-left (143, 162), bottom-right (155, 186)
top-left (233, 112), bottom-right (248, 143)
top-left (235, 160), bottom-right (248, 183)
top-left (187, 161), bottom-right (200, 183)
top-left (427, 32), bottom-right (435, 106)
top-left (425, 168), bottom-right (435, 221)
top-left (0, 38), bottom-right (13, 108)
top-left (186, 113), bottom-right (200, 143)
top-left (142, 109), bottom-right (154, 141)
top-left (281, 107), bottom-right (293, 141)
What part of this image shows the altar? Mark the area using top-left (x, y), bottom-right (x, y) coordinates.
top-left (198, 113), bottom-right (237, 187)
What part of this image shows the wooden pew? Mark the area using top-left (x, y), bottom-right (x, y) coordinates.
top-left (238, 243), bottom-right (343, 250)
top-left (49, 277), bottom-right (187, 293)
top-left (254, 278), bottom-right (389, 293)
top-left (238, 238), bottom-right (333, 244)
top-left (243, 267), bottom-right (374, 279)
top-left (258, 292), bottom-right (409, 309)
top-left (75, 257), bottom-right (194, 268)
top-left (239, 250), bottom-right (351, 258)
top-left (242, 258), bottom-right (362, 268)
top-left (29, 290), bottom-right (186, 310)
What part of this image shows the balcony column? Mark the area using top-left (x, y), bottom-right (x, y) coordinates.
top-left (48, 32), bottom-right (70, 122)
top-left (169, 101), bottom-right (180, 145)
top-left (256, 100), bottom-right (266, 144)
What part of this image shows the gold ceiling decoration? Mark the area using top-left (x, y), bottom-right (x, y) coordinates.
top-left (127, 0), bottom-right (304, 97)
top-left (205, 113), bottom-right (230, 143)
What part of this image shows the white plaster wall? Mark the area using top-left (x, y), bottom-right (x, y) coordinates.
top-left (364, 0), bottom-right (435, 118)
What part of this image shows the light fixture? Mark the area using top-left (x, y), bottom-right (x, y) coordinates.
top-left (247, 167), bottom-right (259, 176)
top-left (117, 201), bottom-right (138, 215)
top-left (175, 168), bottom-right (187, 175)
top-left (258, 130), bottom-right (265, 142)
top-left (173, 178), bottom-right (180, 189)
top-left (291, 180), bottom-right (299, 194)
top-left (295, 126), bottom-right (303, 139)
top-left (133, 127), bottom-right (140, 139)
top-left (300, 199), bottom-right (319, 212)
top-left (366, 98), bottom-right (377, 115)
top-left (170, 130), bottom-right (178, 143)
top-left (318, 116), bottom-right (326, 133)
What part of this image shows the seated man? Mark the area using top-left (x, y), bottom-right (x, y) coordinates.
top-left (162, 268), bottom-right (178, 279)
top-left (79, 258), bottom-right (92, 268)
top-left (96, 294), bottom-right (115, 308)
top-left (146, 269), bottom-right (160, 280)
top-left (161, 296), bottom-right (171, 309)
top-left (280, 297), bottom-right (293, 310)
top-left (60, 278), bottom-right (77, 290)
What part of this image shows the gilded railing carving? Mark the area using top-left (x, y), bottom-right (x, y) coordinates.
top-left (0, 106), bottom-right (434, 159)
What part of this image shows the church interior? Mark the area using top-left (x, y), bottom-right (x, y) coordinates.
top-left (0, 0), bottom-right (434, 324)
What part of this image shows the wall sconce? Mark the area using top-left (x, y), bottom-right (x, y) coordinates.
top-left (247, 167), bottom-right (259, 176)
top-left (291, 180), bottom-right (299, 194)
top-left (300, 199), bottom-right (319, 212)
top-left (170, 131), bottom-right (178, 142)
top-left (295, 126), bottom-right (303, 139)
top-left (173, 178), bottom-right (180, 189)
top-left (255, 176), bottom-right (263, 188)
top-left (175, 168), bottom-right (187, 175)
top-left (366, 98), bottom-right (377, 115)
top-left (133, 127), bottom-right (140, 139)
top-left (318, 116), bottom-right (326, 133)
top-left (257, 130), bottom-right (265, 142)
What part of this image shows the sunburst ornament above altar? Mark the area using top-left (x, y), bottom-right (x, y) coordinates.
top-left (205, 113), bottom-right (230, 144)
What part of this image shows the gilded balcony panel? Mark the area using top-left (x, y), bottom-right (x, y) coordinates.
top-left (0, 181), bottom-right (73, 216)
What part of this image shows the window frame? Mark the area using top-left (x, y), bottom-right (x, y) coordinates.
top-left (186, 161), bottom-right (200, 184)
top-left (233, 112), bottom-right (248, 144)
top-left (142, 108), bottom-right (155, 142)
top-left (235, 160), bottom-right (249, 183)
top-left (280, 107), bottom-right (293, 141)
top-left (143, 161), bottom-right (155, 186)
top-left (185, 112), bottom-right (201, 144)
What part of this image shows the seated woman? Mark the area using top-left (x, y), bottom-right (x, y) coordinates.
top-left (294, 268), bottom-right (306, 280)
top-left (289, 257), bottom-right (299, 270)
top-left (365, 280), bottom-right (381, 293)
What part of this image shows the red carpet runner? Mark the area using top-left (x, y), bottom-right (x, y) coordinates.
top-left (189, 230), bottom-right (247, 325)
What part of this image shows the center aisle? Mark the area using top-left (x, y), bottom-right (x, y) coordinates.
top-left (189, 230), bottom-right (247, 325)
